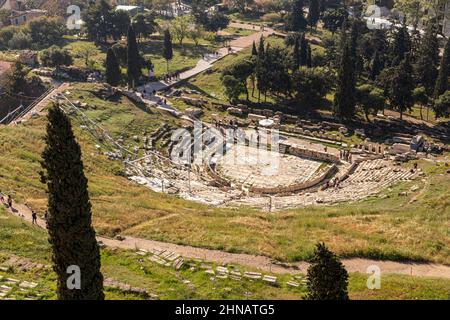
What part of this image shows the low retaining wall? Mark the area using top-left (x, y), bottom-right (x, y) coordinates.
top-left (249, 164), bottom-right (338, 195)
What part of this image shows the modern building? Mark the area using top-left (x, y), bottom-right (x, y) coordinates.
top-left (115, 5), bottom-right (144, 17)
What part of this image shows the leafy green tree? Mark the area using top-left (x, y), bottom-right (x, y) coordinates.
top-left (433, 90), bottom-right (450, 118)
top-left (390, 56), bottom-right (415, 120)
top-left (127, 25), bottom-right (140, 88)
top-left (206, 13), bottom-right (229, 32)
top-left (163, 29), bottom-right (173, 73)
top-left (222, 75), bottom-right (245, 103)
top-left (28, 17), bottom-right (65, 48)
top-left (308, 0), bottom-right (320, 30)
top-left (288, 0), bottom-right (307, 32)
top-left (133, 12), bottom-right (157, 40)
top-left (306, 242), bottom-right (349, 300)
top-left (223, 58), bottom-right (255, 100)
top-left (7, 31), bottom-right (32, 50)
top-left (356, 84), bottom-right (385, 121)
top-left (0, 9), bottom-right (11, 27)
top-left (40, 104), bottom-right (104, 300)
top-left (434, 39), bottom-right (450, 98)
top-left (171, 15), bottom-right (191, 45)
top-left (84, 0), bottom-right (113, 43)
top-left (322, 7), bottom-right (348, 34)
top-left (292, 67), bottom-right (332, 108)
top-left (40, 46), bottom-right (73, 68)
top-left (394, 0), bottom-right (424, 30)
top-left (264, 45), bottom-right (291, 98)
top-left (111, 9), bottom-right (131, 40)
top-left (0, 26), bottom-right (16, 49)
top-left (333, 42), bottom-right (355, 120)
top-left (72, 42), bottom-right (100, 68)
top-left (4, 62), bottom-right (27, 95)
top-left (105, 48), bottom-right (121, 86)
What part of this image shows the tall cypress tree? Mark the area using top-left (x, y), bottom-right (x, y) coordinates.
top-left (252, 41), bottom-right (258, 56)
top-left (306, 44), bottom-right (312, 68)
top-left (390, 20), bottom-right (411, 65)
top-left (163, 29), bottom-right (173, 73)
top-left (334, 41), bottom-right (355, 120)
top-left (306, 243), bottom-right (349, 300)
top-left (308, 0), bottom-right (320, 30)
top-left (105, 48), bottom-right (121, 86)
top-left (127, 25), bottom-right (140, 88)
top-left (299, 33), bottom-right (308, 66)
top-left (256, 36), bottom-right (267, 102)
top-left (40, 104), bottom-right (104, 300)
top-left (289, 0), bottom-right (307, 32)
top-left (390, 56), bottom-right (414, 120)
top-left (293, 35), bottom-right (301, 70)
top-left (415, 24), bottom-right (439, 96)
top-left (434, 38), bottom-right (450, 98)
top-left (369, 50), bottom-right (383, 81)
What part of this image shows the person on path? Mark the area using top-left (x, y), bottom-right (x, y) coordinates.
top-left (7, 195), bottom-right (12, 208)
top-left (31, 210), bottom-right (37, 225)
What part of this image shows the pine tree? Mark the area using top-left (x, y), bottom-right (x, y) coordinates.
top-left (105, 48), bottom-right (121, 86)
top-left (334, 41), bottom-right (355, 120)
top-left (306, 243), bottom-right (349, 300)
top-left (40, 104), bottom-right (104, 300)
top-left (163, 29), bottom-right (173, 73)
top-left (415, 24), bottom-right (439, 96)
top-left (289, 0), bottom-right (307, 32)
top-left (434, 38), bottom-right (450, 98)
top-left (127, 25), bottom-right (140, 88)
top-left (308, 0), bottom-right (320, 30)
top-left (390, 56), bottom-right (414, 120)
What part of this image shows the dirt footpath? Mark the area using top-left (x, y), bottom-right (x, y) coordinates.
top-left (7, 203), bottom-right (450, 279)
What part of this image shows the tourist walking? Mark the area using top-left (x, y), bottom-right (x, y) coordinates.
top-left (31, 210), bottom-right (37, 225)
top-left (7, 195), bottom-right (12, 208)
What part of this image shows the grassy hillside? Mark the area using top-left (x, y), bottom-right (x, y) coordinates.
top-left (1, 206), bottom-right (449, 300)
top-left (0, 82), bottom-right (449, 264)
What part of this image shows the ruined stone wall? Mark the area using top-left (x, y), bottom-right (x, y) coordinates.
top-left (281, 144), bottom-right (341, 163)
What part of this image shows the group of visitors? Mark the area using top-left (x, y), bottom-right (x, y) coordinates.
top-left (324, 177), bottom-right (341, 190)
top-left (141, 88), bottom-right (157, 99)
top-left (340, 149), bottom-right (352, 163)
top-left (1, 193), bottom-right (42, 226)
top-left (0, 192), bottom-right (13, 208)
top-left (163, 72), bottom-right (181, 83)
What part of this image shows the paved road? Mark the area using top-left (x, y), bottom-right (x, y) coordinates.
top-left (140, 23), bottom-right (277, 93)
top-left (6, 202), bottom-right (450, 278)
